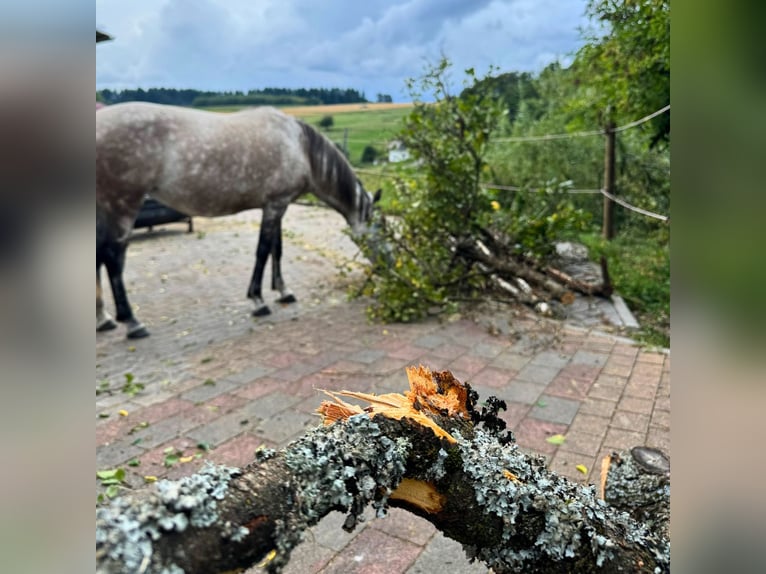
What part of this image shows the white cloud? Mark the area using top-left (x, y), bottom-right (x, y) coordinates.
top-left (96, 0), bottom-right (588, 99)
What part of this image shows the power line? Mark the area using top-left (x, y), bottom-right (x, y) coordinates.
top-left (492, 104), bottom-right (671, 143)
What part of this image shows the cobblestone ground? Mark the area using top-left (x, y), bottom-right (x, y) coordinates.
top-left (96, 204), bottom-right (670, 574)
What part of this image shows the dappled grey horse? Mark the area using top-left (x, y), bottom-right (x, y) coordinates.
top-left (97, 102), bottom-right (381, 338)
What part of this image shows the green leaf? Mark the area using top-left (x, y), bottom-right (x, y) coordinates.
top-left (105, 485), bottom-right (120, 498)
top-left (203, 378), bottom-right (216, 386)
top-left (545, 434), bottom-right (567, 445)
top-left (127, 458), bottom-right (141, 467)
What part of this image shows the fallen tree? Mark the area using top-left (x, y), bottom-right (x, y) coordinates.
top-left (96, 366), bottom-right (669, 573)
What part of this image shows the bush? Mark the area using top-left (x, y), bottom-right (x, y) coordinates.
top-left (318, 115), bottom-right (334, 129)
top-left (357, 59), bottom-right (589, 323)
top-left (361, 145), bottom-right (378, 164)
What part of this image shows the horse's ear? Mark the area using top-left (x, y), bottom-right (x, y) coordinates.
top-left (373, 188), bottom-right (382, 203)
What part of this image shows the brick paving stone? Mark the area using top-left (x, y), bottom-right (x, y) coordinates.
top-left (387, 344), bottom-right (429, 361)
top-left (254, 410), bottom-right (316, 446)
top-left (208, 433), bottom-right (265, 467)
top-left (654, 396), bottom-right (671, 412)
top-left (529, 395), bottom-right (580, 425)
top-left (529, 350), bottom-right (571, 369)
top-left (321, 527), bottom-right (421, 574)
top-left (514, 418), bottom-right (569, 455)
top-left (428, 342), bottom-right (470, 360)
top-left (568, 413), bottom-right (611, 436)
top-left (181, 379), bottom-right (239, 403)
top-left (637, 351), bottom-right (665, 364)
top-left (617, 396), bottom-right (654, 415)
top-left (309, 510), bottom-right (369, 552)
top-left (414, 334), bottom-right (450, 349)
top-left (347, 348), bottom-right (387, 364)
top-left (185, 411), bottom-right (251, 447)
top-left (471, 341), bottom-right (507, 359)
top-left (222, 364), bottom-right (275, 385)
top-left (610, 410), bottom-right (650, 434)
top-left (471, 366), bottom-right (513, 388)
top-left (279, 542), bottom-right (335, 574)
top-left (407, 532), bottom-right (489, 574)
top-left (515, 362), bottom-right (561, 385)
top-left (578, 397), bottom-right (617, 418)
top-left (559, 431), bottom-right (604, 458)
top-left (549, 449), bottom-right (595, 482)
top-left (366, 356), bottom-right (411, 376)
top-left (623, 380), bottom-right (657, 400)
top-left (651, 408), bottom-right (671, 429)
top-left (587, 381), bottom-right (623, 401)
top-left (603, 428), bottom-right (647, 450)
top-left (571, 350), bottom-right (609, 367)
top-left (271, 362), bottom-right (322, 383)
top-left (233, 377), bottom-right (287, 400)
top-left (646, 427), bottom-right (671, 452)
top-left (503, 381), bottom-right (548, 405)
top-left (490, 351), bottom-right (531, 372)
top-left (498, 401), bottom-right (530, 430)
top-left (96, 439), bottom-right (144, 469)
top-left (601, 362), bottom-right (633, 377)
top-left (239, 391), bottom-right (304, 419)
top-left (370, 507), bottom-right (436, 546)
top-left (449, 354), bottom-right (490, 377)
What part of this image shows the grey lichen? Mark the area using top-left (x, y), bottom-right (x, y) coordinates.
top-left (96, 462), bottom-right (240, 573)
top-left (266, 414), bottom-right (411, 573)
top-left (454, 429), bottom-right (669, 572)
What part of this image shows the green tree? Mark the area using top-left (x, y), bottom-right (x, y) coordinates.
top-left (573, 0), bottom-right (670, 147)
top-left (318, 115), bottom-right (334, 129)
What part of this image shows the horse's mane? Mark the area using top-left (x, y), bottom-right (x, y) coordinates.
top-left (298, 121), bottom-right (358, 209)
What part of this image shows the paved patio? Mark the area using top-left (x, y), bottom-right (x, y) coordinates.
top-left (96, 204), bottom-right (670, 573)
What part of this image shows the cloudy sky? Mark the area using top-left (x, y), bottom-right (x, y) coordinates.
top-left (96, 0), bottom-right (588, 101)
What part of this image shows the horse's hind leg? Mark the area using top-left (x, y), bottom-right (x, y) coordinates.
top-left (102, 238), bottom-right (149, 339)
top-left (271, 216), bottom-right (296, 304)
top-left (96, 265), bottom-right (117, 331)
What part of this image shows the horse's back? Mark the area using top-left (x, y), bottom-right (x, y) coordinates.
top-left (97, 103), bottom-right (311, 217)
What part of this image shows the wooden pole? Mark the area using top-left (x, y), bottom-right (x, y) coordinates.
top-left (602, 121), bottom-right (616, 240)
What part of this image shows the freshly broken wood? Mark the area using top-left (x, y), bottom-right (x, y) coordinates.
top-left (96, 366), bottom-right (669, 574)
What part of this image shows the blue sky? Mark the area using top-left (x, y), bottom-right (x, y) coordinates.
top-left (96, 0), bottom-right (588, 101)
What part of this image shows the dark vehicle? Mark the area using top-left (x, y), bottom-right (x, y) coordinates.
top-left (134, 197), bottom-right (193, 233)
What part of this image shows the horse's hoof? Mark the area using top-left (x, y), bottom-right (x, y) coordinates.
top-left (97, 318), bottom-right (118, 332)
top-left (127, 325), bottom-right (150, 339)
top-left (277, 294), bottom-right (297, 304)
top-left (253, 305), bottom-right (272, 317)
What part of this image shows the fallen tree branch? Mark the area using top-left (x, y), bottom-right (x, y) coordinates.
top-left (96, 367), bottom-right (669, 574)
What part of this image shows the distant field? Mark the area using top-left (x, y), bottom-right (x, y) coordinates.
top-left (280, 102), bottom-right (413, 117)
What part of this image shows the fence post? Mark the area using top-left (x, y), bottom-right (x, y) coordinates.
top-left (342, 128), bottom-right (349, 156)
top-left (602, 120), bottom-right (616, 240)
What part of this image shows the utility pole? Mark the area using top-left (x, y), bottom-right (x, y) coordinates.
top-left (602, 120), bottom-right (616, 240)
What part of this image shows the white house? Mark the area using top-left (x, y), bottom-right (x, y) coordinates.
top-left (387, 140), bottom-right (411, 163)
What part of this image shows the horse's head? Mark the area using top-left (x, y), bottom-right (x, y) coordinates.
top-left (348, 183), bottom-right (393, 265)
top-left (347, 182), bottom-right (382, 235)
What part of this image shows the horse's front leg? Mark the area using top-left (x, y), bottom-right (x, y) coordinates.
top-left (271, 215), bottom-right (296, 305)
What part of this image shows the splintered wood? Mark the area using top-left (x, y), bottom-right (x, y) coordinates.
top-left (317, 365), bottom-right (471, 444)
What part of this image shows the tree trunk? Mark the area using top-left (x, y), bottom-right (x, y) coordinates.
top-left (96, 367), bottom-right (669, 574)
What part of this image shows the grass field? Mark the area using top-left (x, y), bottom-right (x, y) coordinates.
top-left (202, 102), bottom-right (413, 166)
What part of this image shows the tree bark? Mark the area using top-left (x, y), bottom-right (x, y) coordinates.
top-left (96, 367), bottom-right (669, 574)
